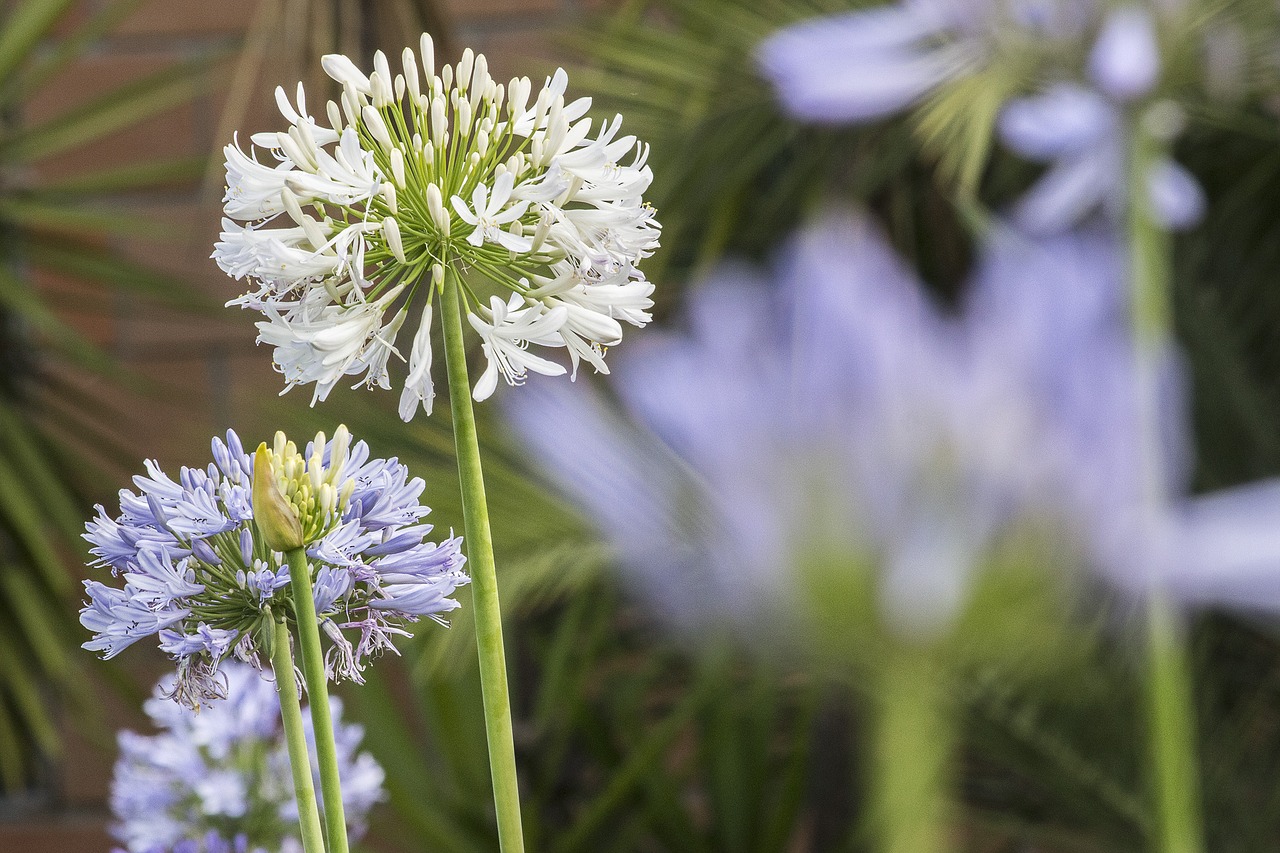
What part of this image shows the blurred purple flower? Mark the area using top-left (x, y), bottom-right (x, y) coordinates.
top-left (998, 6), bottom-right (1203, 233)
top-left (111, 661), bottom-right (384, 853)
top-left (1088, 5), bottom-right (1160, 101)
top-left (756, 0), bottom-right (1093, 123)
top-left (756, 2), bottom-right (972, 123)
top-left (509, 212), bottom-right (1113, 634)
top-left (507, 210), bottom-right (1280, 635)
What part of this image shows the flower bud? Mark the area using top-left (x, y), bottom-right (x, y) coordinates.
top-left (252, 444), bottom-right (304, 552)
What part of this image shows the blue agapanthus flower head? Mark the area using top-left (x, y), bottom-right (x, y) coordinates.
top-left (509, 209), bottom-right (1280, 638)
top-left (82, 426), bottom-right (468, 707)
top-left (111, 661), bottom-right (385, 853)
top-left (508, 210), bottom-right (1128, 637)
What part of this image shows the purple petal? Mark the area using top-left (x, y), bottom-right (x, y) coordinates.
top-left (1088, 6), bottom-right (1160, 100)
top-left (757, 6), bottom-right (964, 123)
top-left (998, 85), bottom-right (1116, 159)
top-left (1146, 157), bottom-right (1204, 231)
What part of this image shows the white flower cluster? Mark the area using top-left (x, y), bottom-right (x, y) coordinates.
top-left (214, 35), bottom-right (661, 419)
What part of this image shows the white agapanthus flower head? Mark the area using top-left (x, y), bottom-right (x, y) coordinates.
top-left (214, 35), bottom-right (661, 419)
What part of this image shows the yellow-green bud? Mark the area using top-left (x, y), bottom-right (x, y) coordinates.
top-left (253, 444), bottom-right (305, 551)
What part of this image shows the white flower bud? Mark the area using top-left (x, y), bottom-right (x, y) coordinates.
top-left (339, 90), bottom-right (359, 127)
top-left (431, 263), bottom-right (444, 289)
top-left (457, 48), bottom-right (474, 93)
top-left (508, 77), bottom-right (530, 120)
top-left (362, 105), bottom-right (394, 151)
top-left (383, 217), bottom-right (407, 263)
top-left (369, 71), bottom-right (392, 108)
top-left (420, 33), bottom-right (435, 79)
top-left (390, 147), bottom-right (406, 188)
top-left (426, 183), bottom-right (450, 236)
top-left (381, 182), bottom-right (398, 215)
top-left (322, 54), bottom-right (371, 93)
top-left (280, 185), bottom-right (306, 225)
top-left (430, 97), bottom-right (447, 149)
top-left (402, 47), bottom-right (421, 102)
top-left (458, 98), bottom-right (473, 134)
top-left (530, 215), bottom-right (551, 252)
top-left (326, 100), bottom-right (343, 133)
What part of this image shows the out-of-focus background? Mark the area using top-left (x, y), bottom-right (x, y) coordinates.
top-left (7, 0), bottom-right (1280, 851)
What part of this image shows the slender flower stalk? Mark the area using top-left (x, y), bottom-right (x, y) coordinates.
top-left (286, 544), bottom-right (349, 853)
top-left (870, 649), bottom-right (953, 853)
top-left (270, 615), bottom-right (327, 853)
top-left (215, 38), bottom-right (660, 851)
top-left (82, 427), bottom-right (466, 850)
top-left (441, 266), bottom-right (524, 851)
top-left (1126, 124), bottom-right (1204, 853)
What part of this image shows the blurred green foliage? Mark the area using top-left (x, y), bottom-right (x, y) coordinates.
top-left (0, 0), bottom-right (217, 798)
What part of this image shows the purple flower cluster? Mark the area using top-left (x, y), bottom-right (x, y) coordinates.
top-left (82, 428), bottom-right (468, 706)
top-left (757, 1), bottom-right (1205, 233)
top-left (507, 211), bottom-right (1280, 634)
top-left (111, 662), bottom-right (385, 853)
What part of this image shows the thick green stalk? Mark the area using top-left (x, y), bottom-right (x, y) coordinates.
top-left (270, 617), bottom-right (328, 853)
top-left (440, 271), bottom-right (526, 852)
top-left (1127, 127), bottom-right (1204, 853)
top-left (869, 649), bottom-right (955, 853)
top-left (286, 546), bottom-right (350, 853)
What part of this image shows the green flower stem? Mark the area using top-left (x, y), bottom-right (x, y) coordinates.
top-left (1128, 124), bottom-right (1204, 853)
top-left (286, 546), bottom-right (350, 853)
top-left (270, 616), bottom-right (328, 853)
top-left (440, 268), bottom-right (526, 853)
top-left (870, 648), bottom-right (954, 853)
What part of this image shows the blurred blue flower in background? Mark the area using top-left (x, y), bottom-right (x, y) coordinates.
top-left (758, 1), bottom-right (1205, 234)
top-left (111, 661), bottom-right (385, 853)
top-left (509, 211), bottom-right (1116, 637)
top-left (507, 210), bottom-right (1280, 641)
top-left (756, 0), bottom-right (1092, 123)
top-left (998, 6), bottom-right (1204, 233)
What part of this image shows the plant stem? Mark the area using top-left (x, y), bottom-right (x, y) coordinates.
top-left (440, 269), bottom-right (526, 852)
top-left (1127, 124), bottom-right (1204, 853)
top-left (870, 648), bottom-right (954, 853)
top-left (286, 546), bottom-right (350, 853)
top-left (270, 616), bottom-right (328, 853)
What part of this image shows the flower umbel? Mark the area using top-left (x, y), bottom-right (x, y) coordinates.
top-left (111, 661), bottom-right (385, 853)
top-left (81, 427), bottom-right (468, 707)
top-left (215, 36), bottom-right (661, 417)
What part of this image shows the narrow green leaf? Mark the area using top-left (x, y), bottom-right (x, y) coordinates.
top-left (15, 0), bottom-right (151, 98)
top-left (0, 0), bottom-right (77, 89)
top-left (0, 628), bottom-right (62, 758)
top-left (0, 264), bottom-right (120, 372)
top-left (0, 449), bottom-right (70, 595)
top-left (0, 58), bottom-right (217, 162)
top-left (0, 693), bottom-right (26, 791)
top-left (554, 688), bottom-right (702, 853)
top-left (0, 197), bottom-right (178, 238)
top-left (38, 154), bottom-right (207, 196)
top-left (0, 570), bottom-right (73, 682)
top-left (0, 403), bottom-right (85, 535)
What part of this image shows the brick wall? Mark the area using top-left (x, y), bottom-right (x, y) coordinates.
top-left (0, 0), bottom-right (616, 849)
